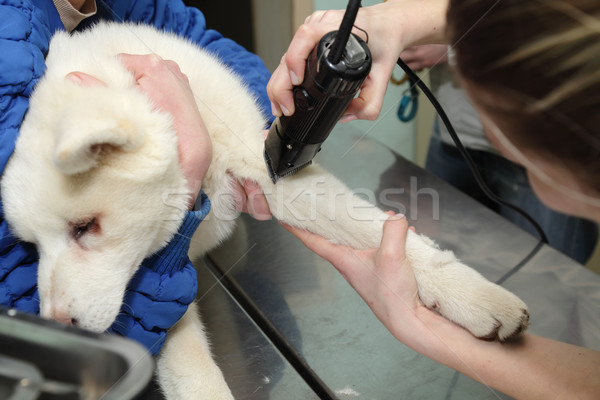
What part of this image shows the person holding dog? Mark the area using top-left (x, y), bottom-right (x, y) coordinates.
top-left (268, 0), bottom-right (600, 398)
top-left (0, 0), bottom-right (271, 354)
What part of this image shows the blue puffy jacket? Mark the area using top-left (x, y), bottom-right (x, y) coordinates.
top-left (0, 0), bottom-right (272, 354)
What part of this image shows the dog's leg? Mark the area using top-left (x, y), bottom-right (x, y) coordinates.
top-left (156, 302), bottom-right (234, 400)
top-left (245, 164), bottom-right (529, 341)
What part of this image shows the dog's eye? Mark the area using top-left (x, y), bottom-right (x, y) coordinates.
top-left (70, 217), bottom-right (99, 240)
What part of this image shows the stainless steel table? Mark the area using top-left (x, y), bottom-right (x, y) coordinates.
top-left (193, 131), bottom-right (600, 399)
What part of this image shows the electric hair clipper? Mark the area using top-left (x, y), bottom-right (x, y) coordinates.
top-left (264, 0), bottom-right (371, 183)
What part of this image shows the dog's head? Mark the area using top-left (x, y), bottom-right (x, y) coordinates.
top-left (1, 73), bottom-right (189, 331)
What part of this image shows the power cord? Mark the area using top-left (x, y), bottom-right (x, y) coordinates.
top-left (396, 57), bottom-right (549, 244)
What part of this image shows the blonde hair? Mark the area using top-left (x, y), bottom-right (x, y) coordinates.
top-left (447, 0), bottom-right (600, 191)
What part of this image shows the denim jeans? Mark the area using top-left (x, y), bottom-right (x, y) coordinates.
top-left (425, 124), bottom-right (598, 265)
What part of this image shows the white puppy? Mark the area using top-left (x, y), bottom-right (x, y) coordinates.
top-left (1, 22), bottom-right (529, 399)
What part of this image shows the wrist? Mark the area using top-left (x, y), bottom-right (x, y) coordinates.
top-left (389, 304), bottom-right (468, 358)
top-left (389, 0), bottom-right (449, 48)
top-left (393, 304), bottom-right (510, 377)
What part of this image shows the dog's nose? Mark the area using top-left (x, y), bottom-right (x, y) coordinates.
top-left (54, 311), bottom-right (73, 325)
top-left (52, 309), bottom-right (78, 326)
top-left (45, 295), bottom-right (79, 326)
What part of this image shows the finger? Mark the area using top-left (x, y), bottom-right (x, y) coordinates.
top-left (65, 72), bottom-right (107, 87)
top-left (267, 70), bottom-right (283, 117)
top-left (283, 22), bottom-right (329, 88)
top-left (162, 59), bottom-right (190, 84)
top-left (375, 214), bottom-right (410, 274)
top-left (117, 53), bottom-right (163, 80)
top-left (339, 113), bottom-right (358, 124)
top-left (244, 180), bottom-right (272, 221)
top-left (270, 101), bottom-right (282, 118)
top-left (163, 59), bottom-right (182, 74)
top-left (119, 53), bottom-right (188, 85)
top-left (281, 223), bottom-right (346, 264)
top-left (380, 214), bottom-right (409, 249)
top-left (403, 60), bottom-right (426, 71)
top-left (399, 47), bottom-right (419, 63)
top-left (345, 67), bottom-right (390, 121)
top-left (267, 63), bottom-right (294, 116)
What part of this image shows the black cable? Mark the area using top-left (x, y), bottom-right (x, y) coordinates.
top-left (328, 0), bottom-right (362, 64)
top-left (396, 57), bottom-right (549, 244)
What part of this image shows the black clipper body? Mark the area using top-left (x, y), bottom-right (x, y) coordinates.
top-left (264, 31), bottom-right (372, 183)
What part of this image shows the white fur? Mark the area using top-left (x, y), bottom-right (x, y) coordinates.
top-left (1, 22), bottom-right (529, 399)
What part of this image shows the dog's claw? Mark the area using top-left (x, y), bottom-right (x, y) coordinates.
top-left (477, 308), bottom-right (530, 342)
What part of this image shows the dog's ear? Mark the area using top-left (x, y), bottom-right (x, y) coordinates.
top-left (53, 113), bottom-right (144, 175)
top-left (52, 74), bottom-right (147, 175)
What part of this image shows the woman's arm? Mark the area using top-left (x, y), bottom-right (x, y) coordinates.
top-left (411, 305), bottom-right (600, 400)
top-left (284, 214), bottom-right (600, 400)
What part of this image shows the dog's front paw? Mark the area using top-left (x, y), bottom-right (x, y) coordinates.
top-left (417, 264), bottom-right (529, 342)
top-left (449, 283), bottom-right (530, 342)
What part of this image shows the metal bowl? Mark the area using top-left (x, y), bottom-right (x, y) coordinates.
top-left (0, 306), bottom-right (154, 400)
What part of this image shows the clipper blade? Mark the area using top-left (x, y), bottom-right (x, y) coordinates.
top-left (264, 149), bottom-right (311, 184)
